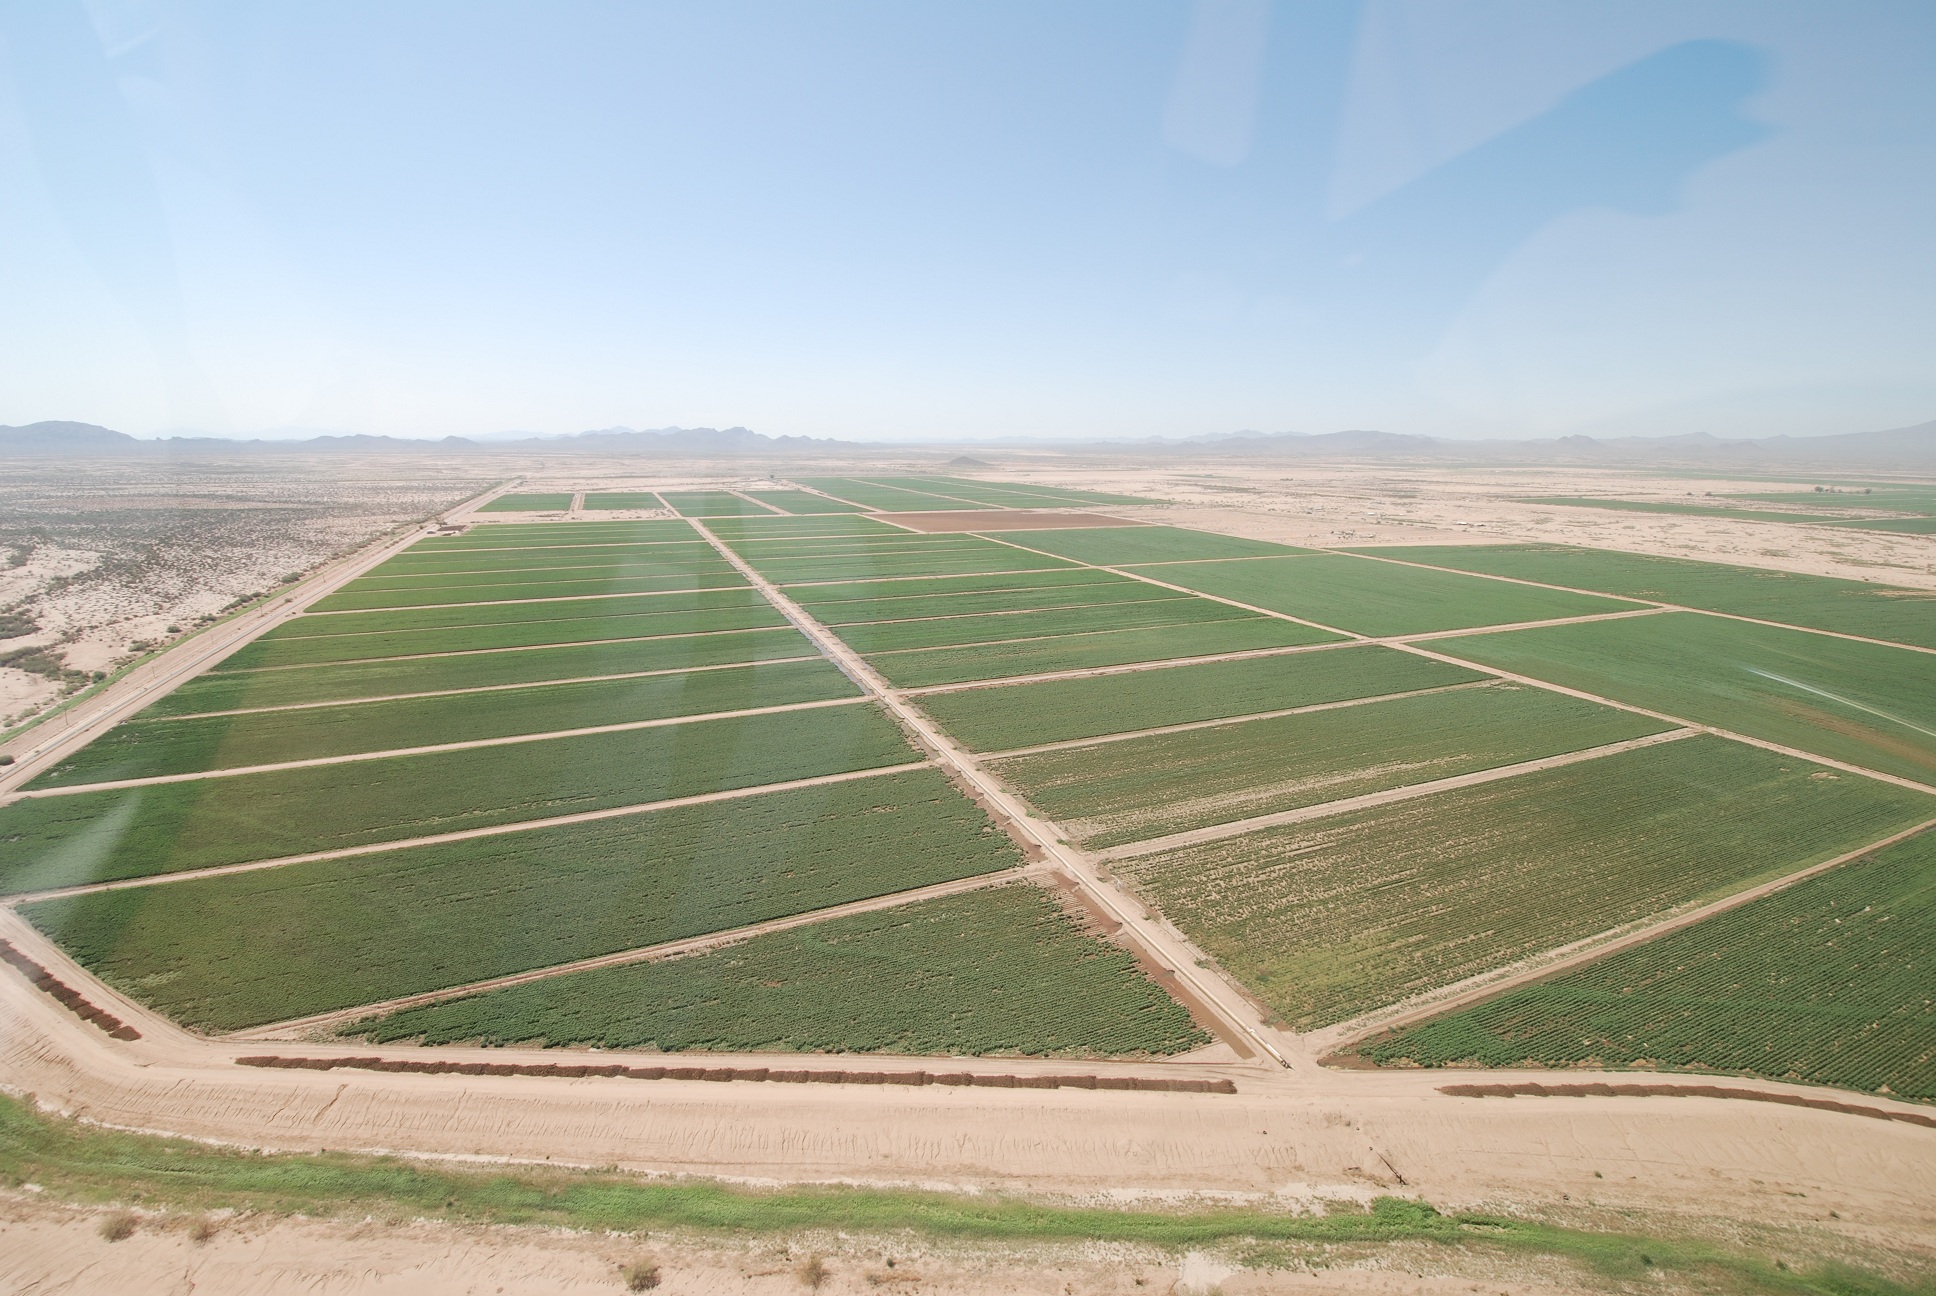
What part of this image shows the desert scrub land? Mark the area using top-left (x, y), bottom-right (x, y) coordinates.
top-left (217, 602), bottom-right (781, 667)
top-left (865, 617), bottom-right (1336, 688)
top-left (27, 658), bottom-right (859, 786)
top-left (918, 645), bottom-right (1482, 751)
top-left (354, 883), bottom-right (1207, 1057)
top-left (24, 769), bottom-right (1016, 1031)
top-left (991, 684), bottom-right (1670, 849)
top-left (1117, 735), bottom-right (1935, 1031)
top-left (145, 626), bottom-right (817, 714)
top-left (1353, 830), bottom-right (1936, 1101)
top-left (1356, 544), bottom-right (1936, 649)
top-left (1128, 553), bottom-right (1643, 636)
top-left (1435, 612), bottom-right (1936, 783)
top-left (995, 525), bottom-right (1312, 565)
top-left (0, 703), bottom-right (916, 892)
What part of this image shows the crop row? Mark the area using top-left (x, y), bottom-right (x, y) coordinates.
top-left (266, 588), bottom-right (769, 640)
top-left (1436, 611), bottom-right (1936, 785)
top-left (660, 490), bottom-right (772, 517)
top-left (702, 515), bottom-right (901, 539)
top-left (998, 526), bottom-right (1311, 566)
top-left (28, 658), bottom-right (860, 787)
top-left (0, 703), bottom-right (918, 894)
top-left (784, 568), bottom-right (1124, 603)
top-left (871, 617), bottom-right (1336, 688)
top-left (371, 537), bottom-right (712, 575)
top-left (581, 492), bottom-right (667, 509)
top-left (793, 477), bottom-right (999, 512)
top-left (755, 548), bottom-right (1078, 584)
top-left (314, 566), bottom-right (745, 613)
top-left (1116, 735), bottom-right (1936, 1031)
top-left (886, 476), bottom-right (1151, 507)
top-left (806, 577), bottom-right (1174, 626)
top-left (918, 644), bottom-right (1481, 751)
top-left (1352, 544), bottom-right (1936, 651)
top-left (993, 684), bottom-right (1669, 849)
top-left (1126, 554), bottom-right (1640, 638)
top-left (351, 882), bottom-right (1207, 1057)
top-left (1353, 830), bottom-right (1936, 1101)
top-left (831, 595), bottom-right (1246, 656)
top-left (23, 769), bottom-right (1013, 1033)
top-left (415, 521), bottom-right (693, 549)
top-left (744, 489), bottom-right (865, 514)
top-left (147, 627), bottom-right (818, 716)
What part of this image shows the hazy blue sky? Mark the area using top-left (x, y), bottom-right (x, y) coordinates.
top-left (2, 1), bottom-right (1931, 442)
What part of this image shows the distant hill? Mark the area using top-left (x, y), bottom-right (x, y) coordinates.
top-left (0, 421), bottom-right (141, 454)
top-left (0, 423), bottom-right (861, 457)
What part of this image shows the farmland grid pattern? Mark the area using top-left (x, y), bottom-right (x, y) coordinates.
top-left (5, 483), bottom-right (1934, 1088)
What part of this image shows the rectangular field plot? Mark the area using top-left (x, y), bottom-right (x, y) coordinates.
top-left (919, 645), bottom-right (1483, 751)
top-left (1353, 831), bottom-right (1936, 1101)
top-left (476, 493), bottom-right (573, 512)
top-left (1434, 612), bottom-right (1936, 784)
top-left (997, 684), bottom-right (1669, 849)
top-left (793, 478), bottom-right (998, 512)
top-left (418, 521), bottom-right (694, 548)
top-left (580, 492), bottom-right (666, 509)
top-left (343, 561), bottom-right (727, 595)
top-left (703, 515), bottom-right (900, 540)
top-left (896, 477), bottom-right (1152, 507)
top-left (1351, 545), bottom-right (1936, 650)
top-left (22, 769), bottom-right (1017, 1032)
top-left (310, 572), bottom-right (748, 615)
top-left (659, 490), bottom-right (771, 517)
top-left (750, 546), bottom-right (1077, 585)
top-left (269, 588), bottom-right (771, 640)
top-left (744, 490), bottom-right (865, 514)
top-left (830, 596), bottom-right (1251, 656)
top-left (786, 568), bottom-right (1128, 606)
top-left (219, 602), bottom-right (783, 668)
top-left (28, 659), bottom-right (859, 787)
top-left (351, 883), bottom-right (1207, 1057)
top-left (875, 617), bottom-right (1339, 688)
top-left (147, 628), bottom-right (818, 715)
top-left (0, 704), bottom-right (917, 894)
top-left (1129, 554), bottom-right (1641, 637)
top-left (999, 527), bottom-right (1311, 565)
top-left (1118, 735), bottom-right (1935, 1031)
top-left (367, 540), bottom-right (715, 577)
top-left (806, 578), bottom-right (1178, 627)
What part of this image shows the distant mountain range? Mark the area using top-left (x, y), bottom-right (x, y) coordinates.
top-left (3, 417), bottom-right (1934, 469)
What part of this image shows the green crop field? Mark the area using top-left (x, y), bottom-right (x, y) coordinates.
top-left (1512, 497), bottom-right (1862, 525)
top-left (476, 493), bottom-right (574, 512)
top-left (830, 596), bottom-right (1247, 656)
top-left (0, 704), bottom-right (917, 894)
top-left (702, 515), bottom-right (899, 539)
top-left (793, 478), bottom-right (998, 512)
top-left (807, 579), bottom-right (1175, 627)
top-left (874, 617), bottom-right (1339, 688)
top-left (1733, 486), bottom-right (1936, 515)
top-left (785, 568), bottom-right (1127, 603)
top-left (744, 490), bottom-right (865, 514)
top-left (1352, 830), bottom-right (1936, 1102)
top-left (880, 476), bottom-right (1152, 507)
top-left (750, 549), bottom-right (1077, 584)
top-left (310, 569), bottom-right (746, 613)
top-left (28, 659), bottom-right (859, 787)
top-left (918, 645), bottom-right (1483, 751)
top-left (343, 563), bottom-right (721, 595)
top-left (580, 492), bottom-right (666, 509)
top-left (216, 603), bottom-right (784, 668)
top-left (352, 884), bottom-right (1207, 1057)
top-left (1128, 554), bottom-right (1641, 637)
top-left (23, 770), bottom-right (1015, 1032)
top-left (659, 491), bottom-right (773, 517)
top-left (995, 685), bottom-right (1669, 849)
top-left (372, 535), bottom-right (710, 567)
top-left (1349, 544), bottom-right (1936, 650)
top-left (264, 588), bottom-right (768, 640)
top-left (1117, 735), bottom-right (1935, 1030)
top-left (421, 521), bottom-right (692, 546)
top-left (1841, 516), bottom-right (1936, 534)
top-left (997, 527), bottom-right (1312, 565)
top-left (145, 628), bottom-right (817, 716)
top-left (1433, 612), bottom-right (1936, 784)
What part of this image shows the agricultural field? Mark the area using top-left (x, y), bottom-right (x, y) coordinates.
top-left (743, 489), bottom-right (864, 513)
top-left (23, 769), bottom-right (1019, 1032)
top-left (352, 883), bottom-right (1206, 1057)
top-left (703, 514), bottom-right (900, 540)
top-left (266, 587), bottom-right (771, 638)
top-left (1352, 830), bottom-right (1936, 1102)
top-left (144, 627), bottom-right (819, 715)
top-left (423, 521), bottom-right (689, 546)
top-left (308, 569), bottom-right (749, 612)
top-left (0, 703), bottom-right (917, 893)
top-left (803, 576), bottom-right (1178, 626)
top-left (853, 476), bottom-right (1151, 508)
top-left (580, 492), bottom-right (667, 509)
top-left (996, 526), bottom-right (1312, 565)
top-left (918, 645), bottom-right (1483, 751)
top-left (1128, 554), bottom-right (1642, 637)
top-left (827, 595), bottom-right (1255, 656)
top-left (476, 493), bottom-right (573, 512)
top-left (794, 477), bottom-right (1000, 512)
top-left (659, 490), bottom-right (772, 517)
top-left (1352, 544), bottom-right (1936, 649)
top-left (27, 658), bottom-right (859, 786)
top-left (869, 616), bottom-right (1335, 688)
top-left (1116, 735), bottom-right (1934, 1030)
top-left (992, 684), bottom-right (1669, 849)
top-left (1434, 612), bottom-right (1936, 784)
top-left (747, 544), bottom-right (1078, 584)
top-left (1511, 497), bottom-right (1863, 525)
